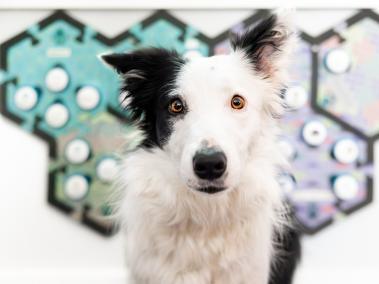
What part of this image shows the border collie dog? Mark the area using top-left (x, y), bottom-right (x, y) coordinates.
top-left (102, 11), bottom-right (300, 284)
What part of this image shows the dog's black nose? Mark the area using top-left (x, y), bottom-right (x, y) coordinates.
top-left (193, 151), bottom-right (227, 180)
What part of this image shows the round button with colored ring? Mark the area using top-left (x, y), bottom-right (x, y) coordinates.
top-left (64, 174), bottom-right (89, 201)
top-left (65, 139), bottom-right (91, 164)
top-left (14, 86), bottom-right (39, 111)
top-left (333, 174), bottom-right (359, 201)
top-left (45, 67), bottom-right (69, 92)
top-left (44, 103), bottom-right (69, 128)
top-left (332, 138), bottom-right (359, 164)
top-left (284, 85), bottom-right (308, 110)
top-left (277, 139), bottom-right (297, 161)
top-left (76, 86), bottom-right (101, 110)
top-left (96, 158), bottom-right (118, 183)
top-left (183, 50), bottom-right (203, 61)
top-left (302, 120), bottom-right (327, 147)
top-left (325, 48), bottom-right (351, 74)
top-left (185, 38), bottom-right (200, 49)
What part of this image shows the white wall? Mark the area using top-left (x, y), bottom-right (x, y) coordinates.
top-left (0, 9), bottom-right (378, 284)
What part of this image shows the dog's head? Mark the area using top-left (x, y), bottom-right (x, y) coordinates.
top-left (102, 13), bottom-right (295, 195)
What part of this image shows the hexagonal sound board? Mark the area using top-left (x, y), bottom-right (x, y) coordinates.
top-left (0, 9), bottom-right (377, 235)
top-left (0, 10), bottom-right (210, 235)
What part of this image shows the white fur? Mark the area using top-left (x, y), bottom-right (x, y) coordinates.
top-left (113, 11), bottom-right (296, 284)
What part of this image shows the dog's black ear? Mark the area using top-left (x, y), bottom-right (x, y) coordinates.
top-left (101, 52), bottom-right (149, 78)
top-left (230, 11), bottom-right (296, 80)
top-left (101, 53), bottom-right (128, 73)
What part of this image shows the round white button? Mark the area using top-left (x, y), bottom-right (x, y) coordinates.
top-left (277, 140), bottom-right (297, 160)
top-left (333, 138), bottom-right (359, 164)
top-left (64, 175), bottom-right (89, 201)
top-left (45, 103), bottom-right (69, 128)
top-left (325, 48), bottom-right (351, 74)
top-left (65, 139), bottom-right (91, 164)
top-left (96, 158), bottom-right (118, 183)
top-left (284, 86), bottom-right (308, 110)
top-left (333, 174), bottom-right (359, 201)
top-left (14, 86), bottom-right (38, 110)
top-left (185, 38), bottom-right (200, 49)
top-left (183, 50), bottom-right (203, 61)
top-left (45, 67), bottom-right (69, 92)
top-left (76, 86), bottom-right (101, 110)
top-left (302, 121), bottom-right (327, 147)
top-left (278, 174), bottom-right (296, 194)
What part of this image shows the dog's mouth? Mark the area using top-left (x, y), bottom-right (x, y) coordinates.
top-left (196, 186), bottom-right (227, 194)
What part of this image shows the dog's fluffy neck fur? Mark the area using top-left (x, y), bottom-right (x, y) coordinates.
top-left (116, 123), bottom-right (287, 284)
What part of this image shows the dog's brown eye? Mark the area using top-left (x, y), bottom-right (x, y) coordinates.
top-left (231, 95), bottom-right (245, 110)
top-left (169, 99), bottom-right (184, 114)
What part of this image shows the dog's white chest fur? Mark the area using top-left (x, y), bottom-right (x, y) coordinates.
top-left (117, 146), bottom-right (283, 284)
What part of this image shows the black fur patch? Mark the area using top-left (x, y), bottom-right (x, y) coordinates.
top-left (102, 48), bottom-right (185, 147)
top-left (270, 218), bottom-right (302, 284)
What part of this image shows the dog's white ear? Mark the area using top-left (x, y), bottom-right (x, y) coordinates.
top-left (230, 10), bottom-right (296, 80)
